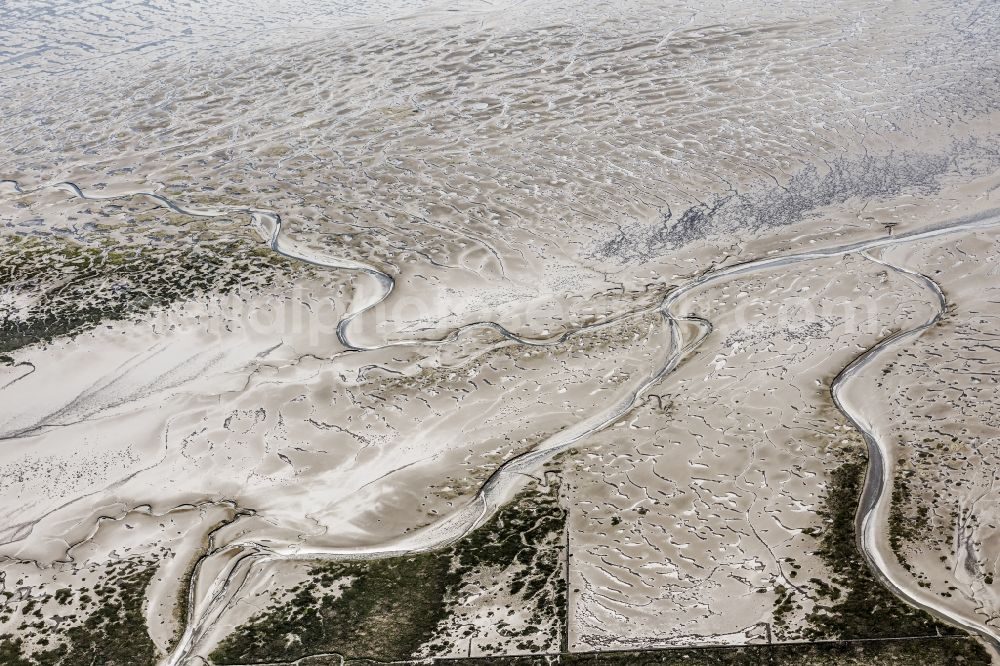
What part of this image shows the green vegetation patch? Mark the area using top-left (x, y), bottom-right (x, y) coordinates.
top-left (0, 557), bottom-right (159, 666)
top-left (427, 636), bottom-right (988, 665)
top-left (769, 637), bottom-right (988, 665)
top-left (563, 645), bottom-right (767, 666)
top-left (802, 462), bottom-right (971, 641)
top-left (212, 482), bottom-right (567, 664)
top-left (553, 637), bottom-right (988, 665)
top-left (211, 554), bottom-right (454, 664)
top-left (436, 657), bottom-right (559, 666)
top-left (0, 233), bottom-right (296, 354)
top-left (888, 462), bottom-right (929, 571)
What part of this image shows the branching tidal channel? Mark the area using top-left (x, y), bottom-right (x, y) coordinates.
top-left (6, 180), bottom-right (1000, 664)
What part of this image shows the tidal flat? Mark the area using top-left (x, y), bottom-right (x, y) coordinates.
top-left (2, 1), bottom-right (999, 665)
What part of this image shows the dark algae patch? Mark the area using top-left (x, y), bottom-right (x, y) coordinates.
top-left (0, 557), bottom-right (159, 666)
top-left (211, 480), bottom-right (567, 664)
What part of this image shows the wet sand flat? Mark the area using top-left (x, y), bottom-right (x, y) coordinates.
top-left (1, 1), bottom-right (999, 665)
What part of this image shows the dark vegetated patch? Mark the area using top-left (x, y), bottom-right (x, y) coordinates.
top-left (430, 636), bottom-right (988, 665)
top-left (771, 637), bottom-right (989, 665)
top-left (211, 482), bottom-right (567, 664)
top-left (564, 645), bottom-right (767, 665)
top-left (0, 557), bottom-right (159, 666)
top-left (802, 462), bottom-right (975, 644)
top-left (434, 656), bottom-right (558, 665)
top-left (216, 553), bottom-right (454, 664)
top-left (0, 234), bottom-right (296, 354)
top-left (887, 464), bottom-right (930, 571)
